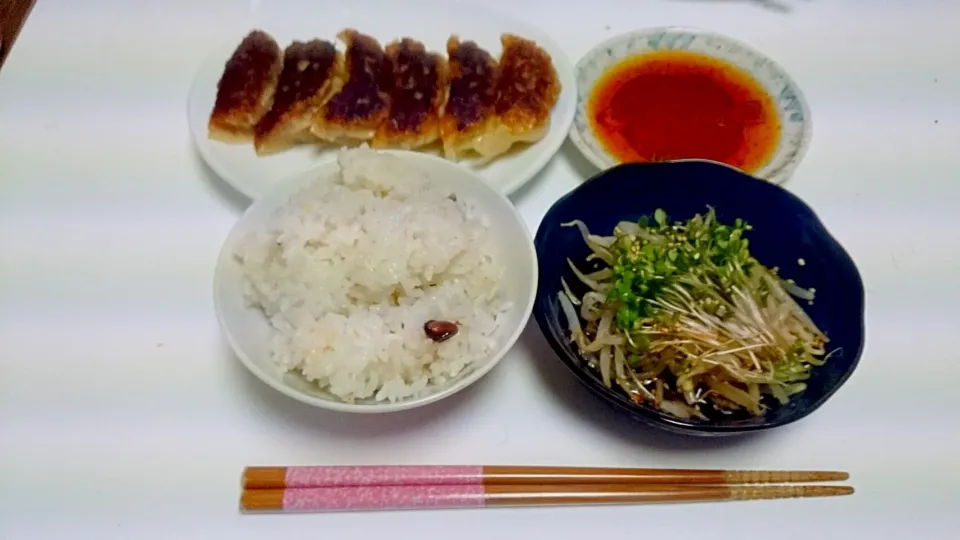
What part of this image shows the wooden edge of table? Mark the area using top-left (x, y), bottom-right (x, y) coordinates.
top-left (0, 0), bottom-right (37, 70)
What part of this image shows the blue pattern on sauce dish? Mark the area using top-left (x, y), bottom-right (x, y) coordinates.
top-left (569, 27), bottom-right (812, 185)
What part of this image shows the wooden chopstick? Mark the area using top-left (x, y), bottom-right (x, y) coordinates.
top-left (240, 483), bottom-right (855, 513)
top-left (242, 465), bottom-right (849, 490)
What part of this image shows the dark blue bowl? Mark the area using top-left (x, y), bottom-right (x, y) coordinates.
top-left (533, 160), bottom-right (866, 436)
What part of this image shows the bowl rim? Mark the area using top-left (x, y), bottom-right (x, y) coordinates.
top-left (568, 25), bottom-right (814, 187)
top-left (213, 149), bottom-right (539, 414)
top-left (532, 159), bottom-right (865, 434)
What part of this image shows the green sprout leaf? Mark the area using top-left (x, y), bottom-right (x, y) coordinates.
top-left (653, 208), bottom-right (667, 227)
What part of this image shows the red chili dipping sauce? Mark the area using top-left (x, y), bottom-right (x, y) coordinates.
top-left (588, 50), bottom-right (780, 172)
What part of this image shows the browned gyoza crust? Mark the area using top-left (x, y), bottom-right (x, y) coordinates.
top-left (311, 29), bottom-right (391, 143)
top-left (372, 38), bottom-right (447, 150)
top-left (438, 36), bottom-right (500, 159)
top-left (208, 30), bottom-right (283, 142)
top-left (494, 34), bottom-right (560, 137)
top-left (208, 29), bottom-right (561, 160)
top-left (253, 39), bottom-right (341, 155)
top-left (468, 33), bottom-right (561, 158)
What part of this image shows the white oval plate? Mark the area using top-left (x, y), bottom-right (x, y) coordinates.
top-left (214, 149), bottom-right (538, 413)
top-left (569, 27), bottom-right (812, 184)
top-left (188, 0), bottom-right (576, 200)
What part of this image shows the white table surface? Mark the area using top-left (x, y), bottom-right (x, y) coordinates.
top-left (2, 0), bottom-right (959, 538)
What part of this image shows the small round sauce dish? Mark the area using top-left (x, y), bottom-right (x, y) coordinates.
top-left (570, 27), bottom-right (811, 184)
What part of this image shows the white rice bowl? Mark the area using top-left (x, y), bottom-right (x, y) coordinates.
top-left (220, 147), bottom-right (534, 409)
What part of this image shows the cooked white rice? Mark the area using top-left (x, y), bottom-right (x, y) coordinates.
top-left (234, 147), bottom-right (508, 403)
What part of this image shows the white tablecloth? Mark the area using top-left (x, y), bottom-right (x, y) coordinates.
top-left (3, 1), bottom-right (959, 538)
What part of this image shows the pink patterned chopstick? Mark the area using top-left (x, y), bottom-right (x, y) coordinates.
top-left (241, 465), bottom-right (849, 489)
top-left (240, 484), bottom-right (855, 513)
top-left (244, 465), bottom-right (484, 489)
